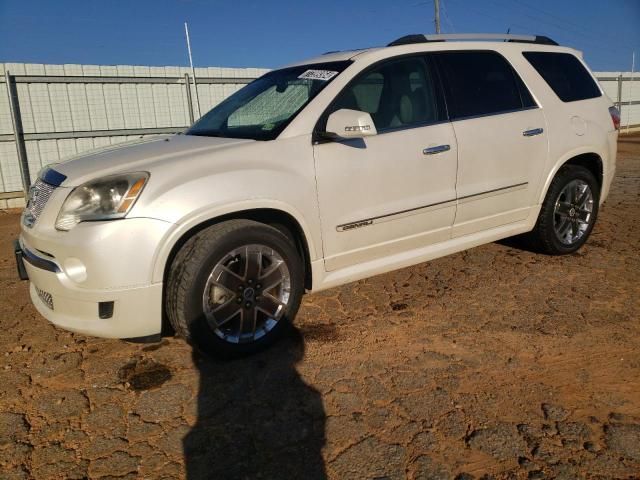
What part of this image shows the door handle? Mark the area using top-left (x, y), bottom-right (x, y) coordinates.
top-left (523, 128), bottom-right (544, 137)
top-left (423, 144), bottom-right (451, 155)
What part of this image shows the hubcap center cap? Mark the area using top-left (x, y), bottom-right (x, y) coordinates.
top-left (243, 287), bottom-right (256, 301)
top-left (569, 207), bottom-right (576, 217)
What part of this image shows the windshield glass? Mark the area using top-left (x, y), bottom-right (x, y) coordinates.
top-left (187, 61), bottom-right (352, 141)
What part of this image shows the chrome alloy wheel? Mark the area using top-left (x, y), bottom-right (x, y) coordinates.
top-left (553, 179), bottom-right (594, 245)
top-left (202, 244), bottom-right (291, 344)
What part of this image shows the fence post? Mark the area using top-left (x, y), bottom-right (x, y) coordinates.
top-left (4, 71), bottom-right (31, 197)
top-left (184, 73), bottom-right (195, 125)
top-left (617, 74), bottom-right (623, 113)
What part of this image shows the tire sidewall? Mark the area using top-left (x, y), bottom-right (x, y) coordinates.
top-left (183, 224), bottom-right (304, 357)
top-left (542, 166), bottom-right (600, 254)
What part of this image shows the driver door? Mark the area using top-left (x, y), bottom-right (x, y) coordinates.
top-left (313, 55), bottom-right (458, 271)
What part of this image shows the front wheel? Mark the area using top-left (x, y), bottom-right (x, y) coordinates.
top-left (527, 165), bottom-right (600, 255)
top-left (166, 220), bottom-right (304, 358)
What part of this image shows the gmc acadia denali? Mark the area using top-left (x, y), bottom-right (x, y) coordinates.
top-left (15, 34), bottom-right (619, 356)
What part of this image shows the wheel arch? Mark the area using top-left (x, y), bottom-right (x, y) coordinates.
top-left (155, 205), bottom-right (315, 293)
top-left (538, 149), bottom-right (604, 205)
top-left (563, 153), bottom-right (603, 188)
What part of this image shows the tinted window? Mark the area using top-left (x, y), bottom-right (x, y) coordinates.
top-left (523, 52), bottom-right (601, 102)
top-left (435, 51), bottom-right (535, 119)
top-left (328, 56), bottom-right (444, 132)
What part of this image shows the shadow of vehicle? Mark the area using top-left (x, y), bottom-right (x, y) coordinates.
top-left (496, 233), bottom-right (540, 253)
top-left (183, 327), bottom-right (327, 479)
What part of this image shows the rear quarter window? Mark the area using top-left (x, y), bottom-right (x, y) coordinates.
top-left (523, 52), bottom-right (601, 102)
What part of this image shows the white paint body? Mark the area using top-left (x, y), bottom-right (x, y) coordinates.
top-left (19, 41), bottom-right (618, 339)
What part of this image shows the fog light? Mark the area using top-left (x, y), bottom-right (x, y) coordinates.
top-left (63, 257), bottom-right (87, 283)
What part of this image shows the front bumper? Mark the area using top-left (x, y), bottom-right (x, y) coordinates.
top-left (18, 217), bottom-right (173, 339)
top-left (26, 265), bottom-right (163, 339)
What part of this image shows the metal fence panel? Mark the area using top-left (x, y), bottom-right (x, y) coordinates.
top-left (0, 62), bottom-right (638, 209)
top-left (0, 62), bottom-right (268, 206)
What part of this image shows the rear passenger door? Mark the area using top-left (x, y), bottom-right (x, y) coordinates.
top-left (434, 50), bottom-right (548, 237)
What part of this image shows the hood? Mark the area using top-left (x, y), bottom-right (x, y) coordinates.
top-left (52, 134), bottom-right (253, 187)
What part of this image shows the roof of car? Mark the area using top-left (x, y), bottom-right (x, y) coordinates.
top-left (284, 48), bottom-right (380, 66)
top-left (284, 34), bottom-right (574, 69)
top-left (388, 33), bottom-right (558, 46)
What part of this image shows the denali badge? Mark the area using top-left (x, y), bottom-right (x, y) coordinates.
top-left (337, 219), bottom-right (374, 232)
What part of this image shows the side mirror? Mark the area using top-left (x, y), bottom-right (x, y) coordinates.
top-left (324, 109), bottom-right (378, 139)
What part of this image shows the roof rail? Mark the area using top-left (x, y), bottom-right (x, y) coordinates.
top-left (387, 33), bottom-right (558, 47)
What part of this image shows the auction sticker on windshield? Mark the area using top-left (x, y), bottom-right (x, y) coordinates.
top-left (298, 69), bottom-right (339, 81)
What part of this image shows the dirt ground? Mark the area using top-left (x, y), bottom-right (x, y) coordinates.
top-left (1, 136), bottom-right (639, 480)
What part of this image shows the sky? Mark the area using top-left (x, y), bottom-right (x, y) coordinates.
top-left (0, 0), bottom-right (638, 72)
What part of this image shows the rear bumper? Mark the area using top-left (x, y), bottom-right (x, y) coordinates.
top-left (601, 168), bottom-right (615, 205)
top-left (601, 129), bottom-right (618, 204)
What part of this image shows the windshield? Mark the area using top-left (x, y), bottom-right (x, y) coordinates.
top-left (187, 61), bottom-right (352, 141)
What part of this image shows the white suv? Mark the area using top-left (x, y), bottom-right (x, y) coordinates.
top-left (16, 34), bottom-right (619, 356)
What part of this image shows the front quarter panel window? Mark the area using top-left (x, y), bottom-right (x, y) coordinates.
top-left (324, 55), bottom-right (445, 133)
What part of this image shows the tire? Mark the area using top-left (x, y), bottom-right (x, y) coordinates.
top-left (527, 165), bottom-right (600, 255)
top-left (166, 219), bottom-right (304, 358)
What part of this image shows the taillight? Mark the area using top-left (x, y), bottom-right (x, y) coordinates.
top-left (609, 106), bottom-right (621, 130)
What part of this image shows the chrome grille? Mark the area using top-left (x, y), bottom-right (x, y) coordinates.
top-left (23, 180), bottom-right (56, 228)
top-left (35, 286), bottom-right (54, 310)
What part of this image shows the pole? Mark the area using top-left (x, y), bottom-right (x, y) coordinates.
top-left (434, 0), bottom-right (441, 34)
top-left (4, 71), bottom-right (31, 196)
top-left (626, 51), bottom-right (635, 134)
top-left (184, 73), bottom-right (195, 125)
top-left (617, 74), bottom-right (623, 113)
top-left (184, 22), bottom-right (201, 118)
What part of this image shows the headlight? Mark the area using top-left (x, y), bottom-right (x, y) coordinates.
top-left (55, 172), bottom-right (149, 231)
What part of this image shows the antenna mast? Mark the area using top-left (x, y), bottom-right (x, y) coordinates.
top-left (184, 22), bottom-right (202, 119)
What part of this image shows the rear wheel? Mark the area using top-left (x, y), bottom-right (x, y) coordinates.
top-left (166, 220), bottom-right (304, 358)
top-left (527, 165), bottom-right (599, 254)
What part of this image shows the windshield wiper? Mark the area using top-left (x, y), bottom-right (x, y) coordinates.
top-left (188, 132), bottom-right (223, 138)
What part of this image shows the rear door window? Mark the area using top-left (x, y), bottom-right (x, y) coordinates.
top-left (434, 51), bottom-right (536, 120)
top-left (523, 52), bottom-right (601, 102)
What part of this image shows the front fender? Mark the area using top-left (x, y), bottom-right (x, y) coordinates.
top-left (117, 134), bottom-right (322, 284)
top-left (149, 198), bottom-right (319, 283)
